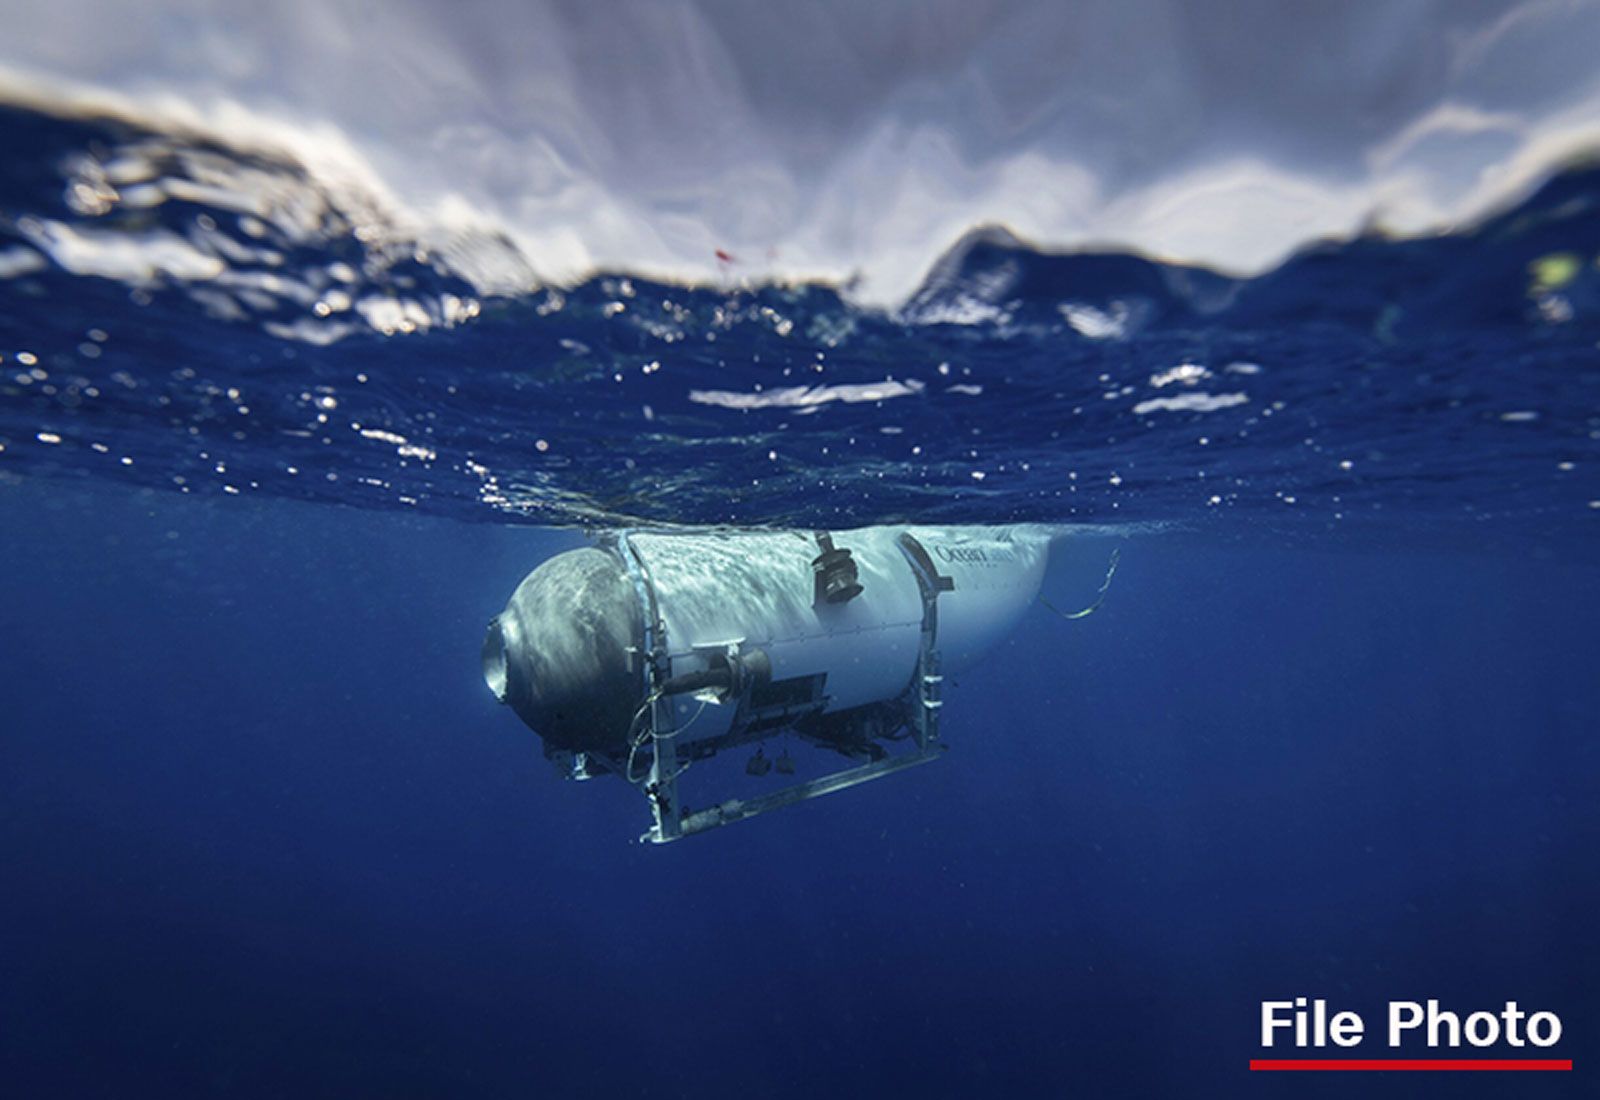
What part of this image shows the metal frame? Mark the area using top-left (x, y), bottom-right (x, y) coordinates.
top-left (615, 531), bottom-right (954, 845)
top-left (899, 533), bottom-right (949, 751)
top-left (615, 531), bottom-right (684, 843)
top-left (677, 747), bottom-right (945, 837)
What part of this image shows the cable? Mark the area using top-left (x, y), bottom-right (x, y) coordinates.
top-left (1039, 546), bottom-right (1121, 621)
top-left (625, 690), bottom-right (711, 785)
top-left (624, 691), bottom-right (663, 785)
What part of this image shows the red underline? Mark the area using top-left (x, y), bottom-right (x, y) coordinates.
top-left (1251, 1059), bottom-right (1571, 1072)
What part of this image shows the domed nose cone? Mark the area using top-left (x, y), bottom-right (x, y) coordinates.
top-left (488, 547), bottom-right (644, 752)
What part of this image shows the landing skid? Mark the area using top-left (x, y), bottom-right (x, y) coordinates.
top-left (663, 743), bottom-right (945, 841)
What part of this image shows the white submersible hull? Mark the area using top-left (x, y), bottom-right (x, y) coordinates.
top-left (482, 525), bottom-right (1054, 842)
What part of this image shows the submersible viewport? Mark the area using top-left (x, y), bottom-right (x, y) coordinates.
top-left (481, 525), bottom-right (1056, 842)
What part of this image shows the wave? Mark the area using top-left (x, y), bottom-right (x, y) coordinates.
top-left (1, 93), bottom-right (1598, 537)
top-left (7, 0), bottom-right (1600, 308)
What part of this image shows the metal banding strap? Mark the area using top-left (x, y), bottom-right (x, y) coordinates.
top-left (896, 534), bottom-right (952, 749)
top-left (613, 531), bottom-right (681, 841)
top-left (615, 531), bottom-right (663, 679)
top-left (897, 534), bottom-right (955, 605)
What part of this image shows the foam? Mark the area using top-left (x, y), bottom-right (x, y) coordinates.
top-left (4, 1), bottom-right (1599, 307)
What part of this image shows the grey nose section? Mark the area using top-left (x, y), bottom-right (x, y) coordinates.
top-left (485, 547), bottom-right (644, 752)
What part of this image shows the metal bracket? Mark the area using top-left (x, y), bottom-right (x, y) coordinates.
top-left (616, 532), bottom-right (682, 844)
top-left (631, 533), bottom-right (959, 844)
top-left (671, 744), bottom-right (946, 840)
top-left (898, 533), bottom-right (952, 751)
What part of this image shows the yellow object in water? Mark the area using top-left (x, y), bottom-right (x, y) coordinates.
top-left (1528, 252), bottom-right (1581, 293)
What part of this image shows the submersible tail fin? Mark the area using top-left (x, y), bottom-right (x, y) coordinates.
top-left (1039, 547), bottom-right (1121, 621)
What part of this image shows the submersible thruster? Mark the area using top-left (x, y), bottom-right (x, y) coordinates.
top-left (482, 526), bottom-right (1055, 842)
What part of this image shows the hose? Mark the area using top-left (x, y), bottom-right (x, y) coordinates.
top-left (1039, 547), bottom-right (1121, 620)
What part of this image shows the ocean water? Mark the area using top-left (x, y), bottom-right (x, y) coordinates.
top-left (2, 94), bottom-right (1599, 1098)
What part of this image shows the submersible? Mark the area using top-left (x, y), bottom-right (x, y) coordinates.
top-left (482, 526), bottom-right (1055, 842)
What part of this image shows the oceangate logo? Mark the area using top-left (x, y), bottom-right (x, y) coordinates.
top-left (1250, 998), bottom-right (1571, 1073)
top-left (932, 544), bottom-right (1016, 565)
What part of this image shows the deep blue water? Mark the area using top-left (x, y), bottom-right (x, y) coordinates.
top-left (2, 101), bottom-right (1599, 1096)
